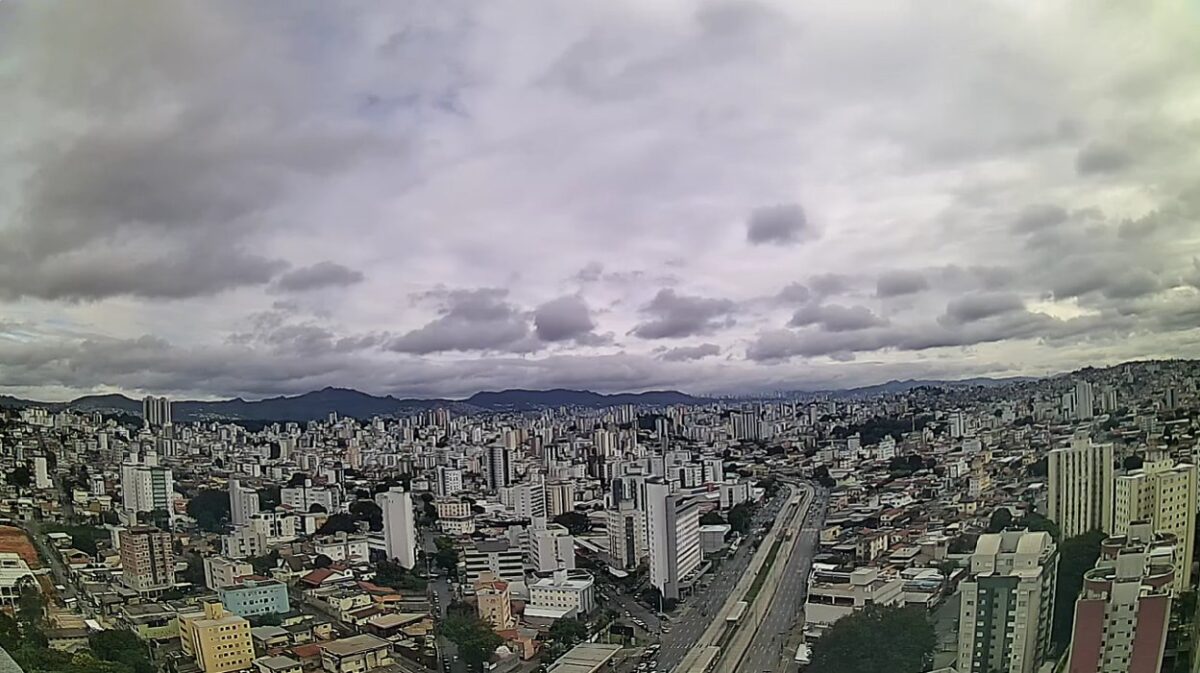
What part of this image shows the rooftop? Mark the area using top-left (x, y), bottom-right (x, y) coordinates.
top-left (320, 634), bottom-right (391, 657)
top-left (546, 643), bottom-right (623, 673)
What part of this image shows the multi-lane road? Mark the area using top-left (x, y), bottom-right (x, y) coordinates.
top-left (739, 486), bottom-right (827, 672)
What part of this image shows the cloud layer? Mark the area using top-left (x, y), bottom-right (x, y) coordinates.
top-left (2, 1), bottom-right (1199, 400)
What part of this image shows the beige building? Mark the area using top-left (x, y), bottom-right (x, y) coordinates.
top-left (319, 634), bottom-right (393, 673)
top-left (803, 566), bottom-right (904, 636)
top-left (119, 526), bottom-right (175, 594)
top-left (179, 602), bottom-right (255, 673)
top-left (1113, 459), bottom-right (1196, 591)
top-left (957, 531), bottom-right (1057, 673)
top-left (474, 573), bottom-right (514, 630)
top-left (1048, 436), bottom-right (1114, 538)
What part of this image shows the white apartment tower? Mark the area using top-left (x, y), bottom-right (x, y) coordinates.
top-left (376, 487), bottom-right (418, 569)
top-left (1113, 459), bottom-right (1197, 591)
top-left (121, 451), bottom-right (175, 523)
top-left (957, 531), bottom-right (1058, 673)
top-left (646, 481), bottom-right (701, 601)
top-left (1048, 436), bottom-right (1114, 538)
top-left (228, 478), bottom-right (260, 527)
top-left (142, 395), bottom-right (172, 428)
top-left (486, 445), bottom-right (513, 491)
top-left (435, 466), bottom-right (463, 497)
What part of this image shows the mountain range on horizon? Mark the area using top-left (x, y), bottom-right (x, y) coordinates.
top-left (0, 374), bottom-right (1037, 422)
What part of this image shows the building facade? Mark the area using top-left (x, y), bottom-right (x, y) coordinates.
top-left (119, 526), bottom-right (175, 594)
top-left (646, 482), bottom-right (701, 601)
top-left (217, 578), bottom-right (290, 617)
top-left (376, 487), bottom-right (417, 569)
top-left (179, 602), bottom-right (255, 673)
top-left (1113, 459), bottom-right (1196, 591)
top-left (1048, 436), bottom-right (1114, 538)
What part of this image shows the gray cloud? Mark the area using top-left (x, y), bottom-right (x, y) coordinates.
top-left (1013, 204), bottom-right (1068, 233)
top-left (746, 203), bottom-right (816, 246)
top-left (275, 261), bottom-right (365, 292)
top-left (942, 292), bottom-right (1026, 324)
top-left (775, 282), bottom-right (812, 304)
top-left (388, 288), bottom-right (536, 354)
top-left (657, 343), bottom-right (721, 362)
top-left (534, 295), bottom-right (602, 343)
top-left (790, 304), bottom-right (889, 332)
top-left (876, 270), bottom-right (929, 297)
top-left (1076, 142), bottom-right (1133, 175)
top-left (631, 289), bottom-right (736, 339)
top-left (809, 274), bottom-right (852, 298)
top-left (1101, 269), bottom-right (1160, 300)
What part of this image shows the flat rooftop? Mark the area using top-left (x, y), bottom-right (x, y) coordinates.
top-left (547, 643), bottom-right (622, 673)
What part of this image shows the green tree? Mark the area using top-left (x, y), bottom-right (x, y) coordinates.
top-left (434, 536), bottom-right (460, 575)
top-left (249, 550), bottom-right (281, 575)
top-left (375, 559), bottom-right (427, 591)
top-left (186, 489), bottom-right (231, 533)
top-left (553, 511), bottom-right (591, 536)
top-left (728, 502), bottom-right (755, 535)
top-left (17, 586), bottom-right (42, 626)
top-left (549, 618), bottom-right (588, 647)
top-left (180, 553), bottom-right (206, 586)
top-left (9, 465), bottom-right (32, 489)
top-left (1052, 530), bottom-right (1105, 651)
top-left (1016, 512), bottom-right (1060, 542)
top-left (986, 508), bottom-right (1013, 533)
top-left (89, 629), bottom-right (153, 673)
top-left (809, 604), bottom-right (935, 673)
top-left (317, 513), bottom-right (358, 535)
top-left (699, 511), bottom-right (726, 526)
top-left (349, 500), bottom-right (383, 531)
top-left (248, 613), bottom-right (283, 627)
top-left (442, 614), bottom-right (502, 673)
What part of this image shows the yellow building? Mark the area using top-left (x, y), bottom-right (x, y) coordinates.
top-left (474, 573), bottom-right (513, 630)
top-left (1114, 459), bottom-right (1197, 591)
top-left (179, 601), bottom-right (255, 673)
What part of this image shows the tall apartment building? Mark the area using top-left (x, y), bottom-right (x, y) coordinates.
top-left (1075, 380), bottom-right (1095, 420)
top-left (142, 395), bottom-right (172, 427)
top-left (435, 466), bottom-right (463, 497)
top-left (957, 531), bottom-right (1058, 673)
top-left (646, 481), bottom-right (701, 601)
top-left (119, 526), bottom-right (175, 594)
top-left (607, 503), bottom-right (647, 570)
top-left (486, 445), bottom-right (513, 491)
top-left (501, 481), bottom-right (545, 520)
top-left (1048, 436), bottom-right (1114, 538)
top-left (1113, 459), bottom-right (1196, 591)
top-left (179, 602), bottom-right (255, 673)
top-left (228, 478), bottom-right (260, 527)
top-left (545, 481), bottom-right (574, 518)
top-left (529, 522), bottom-right (575, 573)
top-left (474, 574), bottom-right (514, 630)
top-left (121, 451), bottom-right (174, 523)
top-left (1066, 523), bottom-right (1174, 673)
top-left (376, 487), bottom-right (417, 569)
top-left (281, 480), bottom-right (341, 513)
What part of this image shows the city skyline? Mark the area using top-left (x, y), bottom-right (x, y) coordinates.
top-left (3, 2), bottom-right (1200, 401)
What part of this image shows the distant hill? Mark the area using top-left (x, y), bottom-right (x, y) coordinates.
top-left (0, 386), bottom-right (706, 422)
top-left (806, 376), bottom-right (1033, 399)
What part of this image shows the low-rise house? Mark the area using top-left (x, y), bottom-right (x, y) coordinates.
top-left (319, 634), bottom-right (393, 673)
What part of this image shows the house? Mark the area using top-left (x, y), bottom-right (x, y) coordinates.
top-left (45, 627), bottom-right (91, 653)
top-left (255, 655), bottom-right (303, 673)
top-left (319, 634), bottom-right (393, 673)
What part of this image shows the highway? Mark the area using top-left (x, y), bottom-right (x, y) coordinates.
top-left (738, 486), bottom-right (827, 672)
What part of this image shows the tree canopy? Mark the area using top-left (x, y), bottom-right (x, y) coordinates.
top-left (442, 613), bottom-right (502, 672)
top-left (553, 511), bottom-right (591, 536)
top-left (1052, 530), bottom-right (1105, 651)
top-left (186, 489), bottom-right (231, 532)
top-left (699, 511), bottom-right (726, 526)
top-left (809, 604), bottom-right (935, 673)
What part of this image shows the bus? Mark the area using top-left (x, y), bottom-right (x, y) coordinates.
top-left (794, 643), bottom-right (811, 668)
top-left (726, 601), bottom-right (748, 624)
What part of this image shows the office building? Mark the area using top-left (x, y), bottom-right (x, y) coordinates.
top-left (486, 445), bottom-right (513, 491)
top-left (376, 487), bottom-right (417, 569)
top-left (463, 538), bottom-right (525, 586)
top-left (1113, 459), bottom-right (1196, 591)
top-left (1048, 436), bottom-right (1114, 538)
top-left (119, 526), bottom-right (175, 594)
top-left (1066, 523), bottom-right (1174, 673)
top-left (142, 396), bottom-right (172, 428)
top-left (957, 531), bottom-right (1058, 673)
top-left (228, 478), bottom-right (260, 527)
top-left (646, 482), bottom-right (702, 600)
top-left (179, 602), bottom-right (255, 673)
top-left (217, 578), bottom-right (290, 617)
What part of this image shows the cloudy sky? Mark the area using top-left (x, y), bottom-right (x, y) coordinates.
top-left (3, 1), bottom-right (1200, 401)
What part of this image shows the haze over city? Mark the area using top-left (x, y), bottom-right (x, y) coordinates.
top-left (2, 2), bottom-right (1199, 401)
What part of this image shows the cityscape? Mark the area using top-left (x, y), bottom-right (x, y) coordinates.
top-left (4, 2), bottom-right (1200, 673)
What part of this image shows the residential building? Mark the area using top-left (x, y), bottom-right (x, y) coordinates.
top-left (1113, 459), bottom-right (1196, 590)
top-left (486, 445), bottom-right (513, 491)
top-left (314, 532), bottom-right (370, 563)
top-left (282, 481), bottom-right (341, 513)
top-left (1066, 522), bottom-right (1174, 673)
top-left (203, 556), bottom-right (253, 590)
top-left (436, 499), bottom-right (475, 535)
top-left (528, 569), bottom-right (596, 616)
top-left (142, 395), bottom-right (172, 427)
top-left (501, 481), bottom-right (545, 520)
top-left (957, 531), bottom-right (1058, 673)
top-left (646, 481), bottom-right (702, 600)
top-left (217, 578), bottom-right (290, 617)
top-left (435, 466), bottom-right (463, 497)
top-left (0, 553), bottom-right (36, 608)
top-left (607, 504), bottom-right (647, 570)
top-left (179, 602), bottom-right (255, 673)
top-left (229, 478), bottom-right (260, 527)
top-left (376, 487), bottom-right (417, 569)
top-left (545, 481), bottom-right (574, 518)
top-left (463, 538), bottom-right (525, 586)
top-left (529, 523), bottom-right (575, 573)
top-left (119, 526), bottom-right (175, 594)
top-left (1048, 436), bottom-right (1114, 538)
top-left (475, 574), bottom-right (514, 630)
top-left (121, 452), bottom-right (174, 522)
top-left (319, 634), bottom-right (393, 673)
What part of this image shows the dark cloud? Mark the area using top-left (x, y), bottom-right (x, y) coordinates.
top-left (631, 289), bottom-right (736, 339)
top-left (275, 261), bottom-right (365, 292)
top-left (1076, 142), bottom-right (1133, 175)
top-left (789, 304), bottom-right (888, 332)
top-left (876, 270), bottom-right (929, 297)
top-left (1012, 204), bottom-right (1068, 233)
top-left (941, 292), bottom-right (1025, 324)
top-left (657, 343), bottom-right (721, 362)
top-left (746, 203), bottom-right (817, 246)
top-left (534, 295), bottom-right (601, 342)
top-left (775, 282), bottom-right (812, 304)
top-left (388, 288), bottom-right (536, 354)
top-left (809, 273), bottom-right (852, 297)
top-left (1101, 270), bottom-right (1160, 300)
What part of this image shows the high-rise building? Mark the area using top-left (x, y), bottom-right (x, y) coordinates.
top-left (1075, 380), bottom-right (1095, 420)
top-left (142, 396), bottom-right (172, 428)
top-left (435, 466), bottom-right (463, 497)
top-left (121, 452), bottom-right (175, 524)
top-left (486, 445), bottom-right (513, 491)
top-left (119, 526), bottom-right (176, 594)
top-left (178, 602), bottom-right (255, 673)
top-left (1048, 436), bottom-right (1114, 538)
top-left (957, 530), bottom-right (1058, 673)
top-left (475, 573), bottom-right (514, 630)
top-left (228, 478), bottom-right (260, 527)
top-left (646, 481), bottom-right (701, 601)
top-left (607, 503), bottom-right (647, 570)
top-left (546, 481), bottom-right (574, 518)
top-left (376, 487), bottom-right (417, 569)
top-left (32, 456), bottom-right (50, 490)
top-left (1113, 459), bottom-right (1196, 591)
top-left (529, 522), bottom-right (575, 573)
top-left (1066, 522), bottom-right (1174, 673)
top-left (501, 481), bottom-right (545, 521)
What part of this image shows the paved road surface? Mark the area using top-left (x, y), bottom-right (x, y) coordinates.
top-left (738, 487), bottom-right (828, 672)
